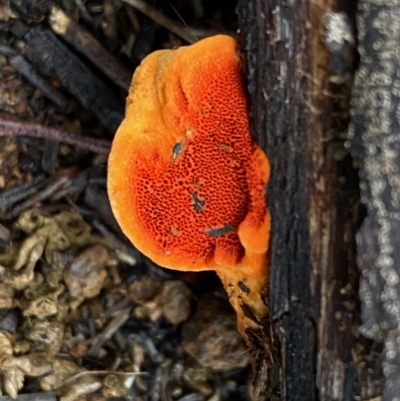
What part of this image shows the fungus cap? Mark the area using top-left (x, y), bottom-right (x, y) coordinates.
top-left (108, 35), bottom-right (270, 276)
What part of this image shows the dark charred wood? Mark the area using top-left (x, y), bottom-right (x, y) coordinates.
top-left (0, 174), bottom-right (49, 211)
top-left (9, 55), bottom-right (69, 109)
top-left (238, 0), bottom-right (385, 400)
top-left (21, 26), bottom-right (124, 133)
top-left (48, 7), bottom-right (131, 92)
top-left (41, 140), bottom-right (59, 176)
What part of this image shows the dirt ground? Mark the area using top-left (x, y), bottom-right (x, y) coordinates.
top-left (0, 1), bottom-right (253, 400)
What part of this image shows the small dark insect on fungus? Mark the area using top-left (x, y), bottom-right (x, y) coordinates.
top-left (108, 35), bottom-right (271, 346)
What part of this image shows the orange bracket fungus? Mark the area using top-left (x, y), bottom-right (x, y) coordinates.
top-left (108, 35), bottom-right (271, 352)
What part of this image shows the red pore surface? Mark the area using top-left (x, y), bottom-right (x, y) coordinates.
top-left (108, 35), bottom-right (269, 271)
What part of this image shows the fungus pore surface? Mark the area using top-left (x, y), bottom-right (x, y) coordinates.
top-left (108, 35), bottom-right (269, 270)
top-left (108, 35), bottom-right (271, 339)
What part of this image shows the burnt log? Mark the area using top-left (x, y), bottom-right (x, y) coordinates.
top-left (238, 0), bottom-right (389, 399)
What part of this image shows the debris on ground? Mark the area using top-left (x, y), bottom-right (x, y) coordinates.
top-left (0, 1), bottom-right (252, 400)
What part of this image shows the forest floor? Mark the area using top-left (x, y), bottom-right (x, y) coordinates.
top-left (0, 1), bottom-right (252, 400)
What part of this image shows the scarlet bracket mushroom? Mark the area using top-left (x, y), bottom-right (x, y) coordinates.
top-left (108, 35), bottom-right (271, 351)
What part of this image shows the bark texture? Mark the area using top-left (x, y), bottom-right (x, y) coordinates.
top-left (349, 1), bottom-right (400, 400)
top-left (238, 0), bottom-right (387, 399)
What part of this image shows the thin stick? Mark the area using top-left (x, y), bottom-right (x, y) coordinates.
top-left (9, 55), bottom-right (69, 109)
top-left (0, 118), bottom-right (111, 154)
top-left (0, 174), bottom-right (50, 209)
top-left (4, 177), bottom-right (70, 219)
top-left (0, 392), bottom-right (57, 401)
top-left (121, 0), bottom-right (197, 43)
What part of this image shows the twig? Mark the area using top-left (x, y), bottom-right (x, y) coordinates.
top-left (55, 370), bottom-right (146, 390)
top-left (73, 0), bottom-right (93, 24)
top-left (0, 174), bottom-right (49, 209)
top-left (88, 307), bottom-right (132, 357)
top-left (0, 223), bottom-right (10, 243)
top-left (0, 118), bottom-right (111, 154)
top-left (140, 334), bottom-right (164, 364)
top-left (121, 0), bottom-right (197, 43)
top-left (92, 218), bottom-right (140, 264)
top-left (51, 171), bottom-right (89, 201)
top-left (4, 176), bottom-right (70, 219)
top-left (49, 7), bottom-right (131, 92)
top-left (0, 392), bottom-right (57, 401)
top-left (0, 45), bottom-right (17, 56)
top-left (23, 26), bottom-right (123, 132)
top-left (9, 55), bottom-right (69, 109)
